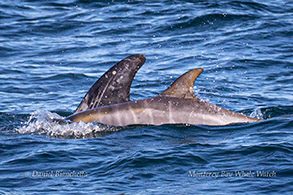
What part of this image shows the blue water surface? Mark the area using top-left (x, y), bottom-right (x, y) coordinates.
top-left (0, 0), bottom-right (293, 194)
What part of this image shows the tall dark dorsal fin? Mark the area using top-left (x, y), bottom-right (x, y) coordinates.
top-left (75, 54), bottom-right (146, 113)
top-left (159, 68), bottom-right (204, 98)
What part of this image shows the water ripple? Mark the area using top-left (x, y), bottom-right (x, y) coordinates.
top-left (0, 0), bottom-right (292, 194)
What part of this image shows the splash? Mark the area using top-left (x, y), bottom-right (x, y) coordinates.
top-left (16, 110), bottom-right (120, 138)
top-left (249, 107), bottom-right (264, 120)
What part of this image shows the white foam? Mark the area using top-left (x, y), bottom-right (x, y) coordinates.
top-left (16, 110), bottom-right (119, 138)
top-left (250, 107), bottom-right (264, 120)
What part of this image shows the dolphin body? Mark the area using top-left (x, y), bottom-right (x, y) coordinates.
top-left (64, 54), bottom-right (259, 126)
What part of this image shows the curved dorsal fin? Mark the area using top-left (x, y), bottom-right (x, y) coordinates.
top-left (75, 54), bottom-right (146, 113)
top-left (159, 68), bottom-right (204, 98)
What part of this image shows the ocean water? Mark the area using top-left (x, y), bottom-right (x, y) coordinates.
top-left (0, 0), bottom-right (293, 194)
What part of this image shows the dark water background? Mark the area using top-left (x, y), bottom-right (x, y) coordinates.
top-left (1, 0), bottom-right (293, 194)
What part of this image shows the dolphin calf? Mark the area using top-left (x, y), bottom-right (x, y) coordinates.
top-left (63, 54), bottom-right (259, 126)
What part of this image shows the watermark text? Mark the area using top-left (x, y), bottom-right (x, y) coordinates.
top-left (24, 170), bottom-right (88, 178)
top-left (188, 170), bottom-right (276, 179)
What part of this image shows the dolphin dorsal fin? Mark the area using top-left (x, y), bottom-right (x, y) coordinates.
top-left (159, 68), bottom-right (204, 98)
top-left (75, 54), bottom-right (146, 113)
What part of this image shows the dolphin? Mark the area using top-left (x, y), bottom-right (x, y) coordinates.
top-left (63, 54), bottom-right (259, 126)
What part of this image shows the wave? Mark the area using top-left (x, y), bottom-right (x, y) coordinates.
top-left (15, 110), bottom-right (120, 139)
top-left (155, 12), bottom-right (258, 34)
top-left (250, 105), bottom-right (293, 119)
top-left (36, 73), bottom-right (90, 82)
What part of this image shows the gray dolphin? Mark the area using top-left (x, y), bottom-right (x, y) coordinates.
top-left (64, 54), bottom-right (259, 126)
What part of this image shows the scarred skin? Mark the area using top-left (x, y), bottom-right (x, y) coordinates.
top-left (67, 96), bottom-right (259, 126)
